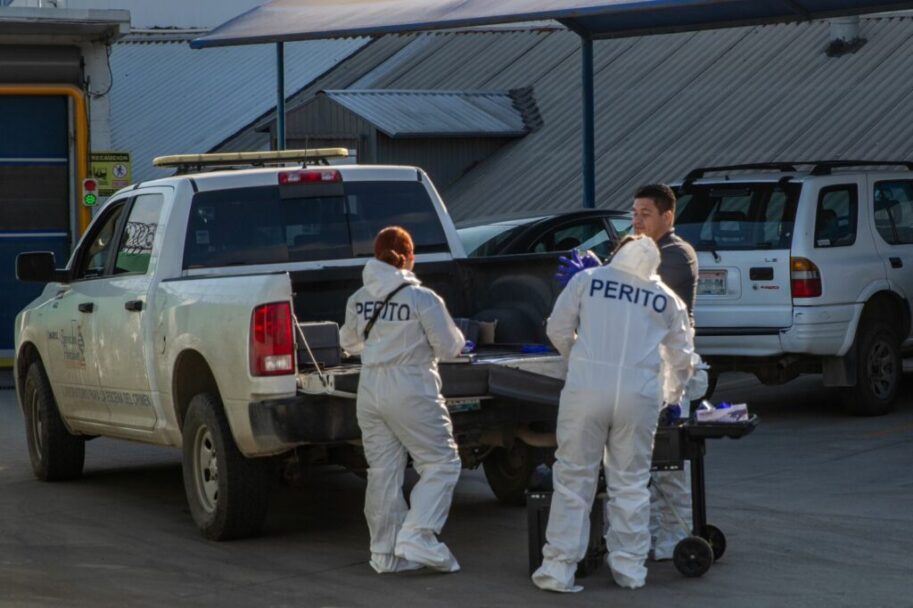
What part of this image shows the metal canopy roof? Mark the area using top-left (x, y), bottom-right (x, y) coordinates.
top-left (321, 89), bottom-right (531, 138)
top-left (191, 0), bottom-right (913, 48)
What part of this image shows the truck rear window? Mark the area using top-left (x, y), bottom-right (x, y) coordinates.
top-left (183, 181), bottom-right (449, 269)
top-left (675, 182), bottom-right (800, 251)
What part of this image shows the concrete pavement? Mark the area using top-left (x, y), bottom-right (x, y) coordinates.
top-left (1, 369), bottom-right (911, 607)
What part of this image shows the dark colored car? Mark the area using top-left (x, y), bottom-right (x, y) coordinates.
top-left (456, 209), bottom-right (632, 258)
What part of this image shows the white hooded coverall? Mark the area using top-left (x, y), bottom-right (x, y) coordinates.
top-left (532, 238), bottom-right (694, 592)
top-left (340, 258), bottom-right (465, 574)
top-left (650, 353), bottom-right (708, 560)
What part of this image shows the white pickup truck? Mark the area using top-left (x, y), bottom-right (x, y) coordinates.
top-left (14, 151), bottom-right (566, 540)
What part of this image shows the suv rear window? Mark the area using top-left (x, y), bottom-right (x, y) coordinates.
top-left (183, 181), bottom-right (449, 269)
top-left (675, 182), bottom-right (800, 251)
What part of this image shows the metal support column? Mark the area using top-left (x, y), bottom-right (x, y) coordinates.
top-left (276, 42), bottom-right (286, 151)
top-left (581, 34), bottom-right (595, 209)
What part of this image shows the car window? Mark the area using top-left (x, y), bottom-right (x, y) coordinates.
top-left (458, 222), bottom-right (529, 257)
top-left (73, 203), bottom-right (125, 280)
top-left (532, 220), bottom-right (611, 257)
top-left (610, 217), bottom-right (632, 237)
top-left (814, 185), bottom-right (857, 248)
top-left (114, 193), bottom-right (165, 274)
top-left (676, 183), bottom-right (800, 251)
top-left (874, 180), bottom-right (913, 245)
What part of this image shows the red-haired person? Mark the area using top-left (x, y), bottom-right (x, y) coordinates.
top-left (340, 226), bottom-right (466, 574)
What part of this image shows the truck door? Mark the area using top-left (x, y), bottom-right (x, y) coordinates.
top-left (91, 191), bottom-right (167, 430)
top-left (45, 200), bottom-right (127, 425)
top-left (869, 176), bottom-right (913, 346)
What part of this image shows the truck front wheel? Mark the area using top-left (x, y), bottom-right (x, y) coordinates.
top-left (482, 441), bottom-right (538, 506)
top-left (182, 393), bottom-right (272, 540)
top-left (842, 322), bottom-right (900, 416)
top-left (23, 360), bottom-right (85, 481)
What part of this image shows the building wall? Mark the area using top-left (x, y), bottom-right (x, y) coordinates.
top-left (0, 19), bottom-right (124, 357)
top-left (10, 0), bottom-right (263, 28)
top-left (286, 95), bottom-right (376, 158)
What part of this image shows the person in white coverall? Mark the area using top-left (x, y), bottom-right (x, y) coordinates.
top-left (340, 226), bottom-right (466, 575)
top-left (532, 235), bottom-right (694, 592)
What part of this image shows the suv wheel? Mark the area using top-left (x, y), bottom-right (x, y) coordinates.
top-left (23, 360), bottom-right (85, 481)
top-left (842, 322), bottom-right (900, 416)
top-left (181, 393), bottom-right (272, 540)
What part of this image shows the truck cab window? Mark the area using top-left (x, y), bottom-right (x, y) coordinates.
top-left (74, 204), bottom-right (125, 279)
top-left (114, 194), bottom-right (165, 274)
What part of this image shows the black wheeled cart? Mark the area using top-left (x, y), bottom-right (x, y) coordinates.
top-left (527, 415), bottom-right (759, 579)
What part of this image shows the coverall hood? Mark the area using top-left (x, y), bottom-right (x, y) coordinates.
top-left (611, 237), bottom-right (661, 280)
top-left (363, 258), bottom-right (421, 298)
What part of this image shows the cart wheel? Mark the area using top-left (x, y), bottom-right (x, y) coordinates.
top-left (703, 524), bottom-right (726, 561)
top-left (673, 536), bottom-right (714, 578)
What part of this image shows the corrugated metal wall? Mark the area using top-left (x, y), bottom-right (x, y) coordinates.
top-left (286, 95), bottom-right (375, 146)
top-left (377, 136), bottom-right (508, 190)
top-left (224, 18), bottom-right (913, 222)
top-left (109, 36), bottom-right (369, 183)
top-left (286, 94), bottom-right (514, 188)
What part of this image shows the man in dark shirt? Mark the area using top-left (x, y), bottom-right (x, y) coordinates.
top-left (632, 184), bottom-right (698, 318)
top-left (631, 183), bottom-right (700, 560)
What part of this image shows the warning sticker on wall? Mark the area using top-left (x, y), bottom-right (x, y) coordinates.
top-left (90, 151), bottom-right (132, 196)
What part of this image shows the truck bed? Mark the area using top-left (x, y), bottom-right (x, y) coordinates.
top-left (290, 252), bottom-right (564, 344)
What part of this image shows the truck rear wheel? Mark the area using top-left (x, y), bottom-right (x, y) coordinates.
top-left (23, 360), bottom-right (85, 481)
top-left (182, 393), bottom-right (272, 540)
top-left (482, 441), bottom-right (538, 506)
top-left (842, 322), bottom-right (900, 416)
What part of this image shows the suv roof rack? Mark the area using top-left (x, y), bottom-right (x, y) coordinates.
top-left (152, 148), bottom-right (350, 173)
top-left (684, 160), bottom-right (913, 181)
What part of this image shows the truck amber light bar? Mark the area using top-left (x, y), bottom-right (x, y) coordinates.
top-left (250, 302), bottom-right (295, 376)
top-left (152, 148), bottom-right (349, 172)
top-left (278, 169), bottom-right (342, 184)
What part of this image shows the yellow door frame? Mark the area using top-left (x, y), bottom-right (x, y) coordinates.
top-left (0, 84), bottom-right (91, 235)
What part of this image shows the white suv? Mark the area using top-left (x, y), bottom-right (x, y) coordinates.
top-left (674, 161), bottom-right (912, 416)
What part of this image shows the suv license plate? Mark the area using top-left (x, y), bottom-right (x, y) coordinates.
top-left (698, 270), bottom-right (727, 295)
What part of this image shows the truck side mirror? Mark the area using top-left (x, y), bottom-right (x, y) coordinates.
top-left (16, 252), bottom-right (66, 283)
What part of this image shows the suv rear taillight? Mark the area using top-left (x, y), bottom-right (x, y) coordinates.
top-left (790, 257), bottom-right (822, 298)
top-left (250, 302), bottom-right (294, 376)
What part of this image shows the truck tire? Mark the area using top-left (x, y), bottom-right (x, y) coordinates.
top-left (182, 393), bottom-right (272, 540)
top-left (482, 441), bottom-right (538, 506)
top-left (842, 322), bottom-right (900, 416)
top-left (23, 360), bottom-right (85, 481)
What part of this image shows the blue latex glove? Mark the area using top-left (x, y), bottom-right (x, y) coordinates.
top-left (555, 249), bottom-right (601, 287)
top-left (521, 343), bottom-right (553, 354)
top-left (658, 403), bottom-right (682, 426)
top-left (462, 339), bottom-right (476, 354)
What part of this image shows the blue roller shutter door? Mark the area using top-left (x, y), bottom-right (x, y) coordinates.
top-left (0, 95), bottom-right (71, 355)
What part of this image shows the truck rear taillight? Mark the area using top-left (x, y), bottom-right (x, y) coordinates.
top-left (250, 302), bottom-right (294, 376)
top-left (790, 257), bottom-right (822, 298)
top-left (278, 169), bottom-right (341, 184)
